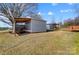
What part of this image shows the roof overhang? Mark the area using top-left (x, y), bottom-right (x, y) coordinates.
top-left (15, 18), bottom-right (31, 23)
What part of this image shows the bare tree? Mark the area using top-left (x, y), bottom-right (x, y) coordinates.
top-left (0, 3), bottom-right (38, 34)
top-left (0, 13), bottom-right (12, 26)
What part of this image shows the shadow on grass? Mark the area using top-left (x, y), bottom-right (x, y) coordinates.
top-left (18, 32), bottom-right (30, 36)
top-left (9, 31), bottom-right (30, 36)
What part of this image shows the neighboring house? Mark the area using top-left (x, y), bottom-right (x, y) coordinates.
top-left (46, 23), bottom-right (59, 31)
top-left (15, 18), bottom-right (46, 33)
top-left (66, 25), bottom-right (79, 31)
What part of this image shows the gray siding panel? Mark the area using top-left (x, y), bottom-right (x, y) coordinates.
top-left (31, 20), bottom-right (46, 32)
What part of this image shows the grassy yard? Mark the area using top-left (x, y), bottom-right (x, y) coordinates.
top-left (0, 30), bottom-right (79, 55)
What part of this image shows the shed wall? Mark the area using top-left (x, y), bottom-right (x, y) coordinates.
top-left (31, 20), bottom-right (46, 32)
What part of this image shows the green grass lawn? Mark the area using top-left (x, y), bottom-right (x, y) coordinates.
top-left (0, 30), bottom-right (79, 55)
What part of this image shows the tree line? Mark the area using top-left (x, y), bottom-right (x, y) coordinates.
top-left (63, 16), bottom-right (79, 27)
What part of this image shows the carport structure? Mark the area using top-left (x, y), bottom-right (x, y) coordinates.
top-left (15, 18), bottom-right (31, 33)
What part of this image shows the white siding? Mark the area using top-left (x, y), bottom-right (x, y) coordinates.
top-left (31, 20), bottom-right (46, 32)
top-left (46, 24), bottom-right (54, 30)
top-left (46, 25), bottom-right (50, 30)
